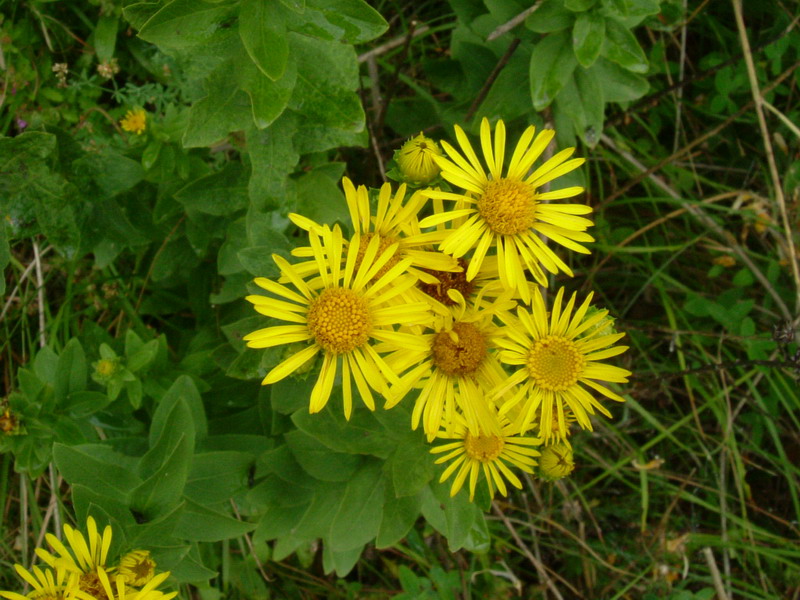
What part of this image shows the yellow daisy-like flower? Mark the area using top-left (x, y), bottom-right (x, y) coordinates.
top-left (244, 225), bottom-right (433, 419)
top-left (494, 287), bottom-right (631, 442)
top-left (431, 413), bottom-right (541, 501)
top-left (117, 550), bottom-right (156, 587)
top-left (420, 118), bottom-right (593, 301)
top-left (537, 442), bottom-right (575, 481)
top-left (0, 564), bottom-right (89, 600)
top-left (120, 109), bottom-right (146, 135)
top-left (95, 568), bottom-right (176, 600)
top-left (36, 517), bottom-right (113, 599)
top-left (289, 178), bottom-right (459, 286)
top-left (395, 132), bottom-right (443, 184)
top-left (386, 289), bottom-right (516, 441)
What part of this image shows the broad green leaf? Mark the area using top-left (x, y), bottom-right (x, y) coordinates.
top-left (183, 64), bottom-right (253, 148)
top-left (173, 499), bottom-right (255, 542)
top-left (294, 169), bottom-right (349, 226)
top-left (292, 120), bottom-right (366, 154)
top-left (322, 542), bottom-right (363, 576)
top-left (54, 443), bottom-right (142, 500)
top-left (62, 391), bottom-right (112, 418)
top-left (122, 2), bottom-right (162, 30)
top-left (73, 150), bottom-right (145, 198)
top-left (288, 33), bottom-right (364, 130)
top-left (525, 0), bottom-right (573, 33)
top-left (328, 463), bottom-right (384, 551)
top-left (289, 481), bottom-right (346, 541)
top-left (572, 11), bottom-right (605, 68)
top-left (246, 115), bottom-right (300, 210)
top-left (138, 396), bottom-right (194, 477)
top-left (555, 67), bottom-right (605, 146)
top-left (565, 0), bottom-right (597, 10)
top-left (254, 446), bottom-right (316, 492)
top-left (253, 502), bottom-right (310, 541)
top-left (94, 15), bottom-right (118, 61)
top-left (594, 57), bottom-right (648, 102)
top-left (285, 429), bottom-right (362, 482)
top-left (127, 340), bottom-right (159, 373)
top-left (237, 52), bottom-right (297, 129)
top-left (388, 436), bottom-right (435, 497)
top-left (280, 0), bottom-right (305, 12)
top-left (420, 483), bottom-right (480, 552)
top-left (71, 484), bottom-right (138, 535)
top-left (34, 346), bottom-right (58, 385)
top-left (270, 374), bottom-right (316, 415)
top-left (472, 45), bottom-right (534, 124)
top-left (303, 0), bottom-right (388, 43)
top-left (54, 338), bottom-right (86, 402)
top-left (138, 0), bottom-right (237, 50)
top-left (237, 229), bottom-right (292, 276)
top-left (530, 30), bottom-right (577, 110)
top-left (603, 18), bottom-right (648, 73)
top-left (131, 433), bottom-right (193, 517)
top-left (150, 375), bottom-right (208, 444)
top-left (375, 491), bottom-right (421, 549)
top-left (184, 451), bottom-right (252, 505)
top-left (239, 0), bottom-right (289, 81)
top-left (174, 163), bottom-right (248, 216)
top-left (33, 186), bottom-right (81, 258)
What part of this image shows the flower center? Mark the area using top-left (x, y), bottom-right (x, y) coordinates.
top-left (354, 233), bottom-right (401, 280)
top-left (431, 322), bottom-right (487, 376)
top-left (79, 572), bottom-right (108, 600)
top-left (527, 336), bottom-right (585, 391)
top-left (477, 178), bottom-right (536, 235)
top-left (464, 432), bottom-right (504, 462)
top-left (307, 288), bottom-right (372, 354)
top-left (418, 259), bottom-right (474, 305)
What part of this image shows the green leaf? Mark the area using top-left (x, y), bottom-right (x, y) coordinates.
top-left (421, 484), bottom-right (480, 552)
top-left (388, 435), bottom-right (435, 497)
top-left (138, 0), bottom-right (237, 50)
top-left (594, 57), bottom-right (648, 102)
top-left (0, 223), bottom-right (8, 296)
top-left (294, 168), bottom-right (349, 226)
top-left (237, 52), bottom-right (297, 129)
top-left (150, 375), bottom-right (208, 443)
top-left (138, 395), bottom-right (195, 476)
top-left (94, 15), bottom-right (118, 61)
top-left (555, 67), bottom-right (605, 146)
top-left (288, 33), bottom-right (364, 130)
top-left (239, 0), bottom-right (289, 81)
top-left (328, 463), bottom-right (384, 551)
top-left (288, 481), bottom-right (346, 542)
top-left (292, 403), bottom-right (398, 458)
top-left (322, 542), bottom-right (363, 576)
top-left (237, 230), bottom-right (292, 276)
top-left (127, 340), bottom-right (160, 373)
top-left (565, 0), bottom-right (597, 10)
top-left (246, 115), bottom-right (300, 210)
top-left (530, 30), bottom-right (577, 111)
top-left (173, 499), bottom-right (255, 542)
top-left (375, 491), bottom-right (421, 549)
top-left (304, 0), bottom-right (388, 44)
top-left (54, 443), bottom-right (142, 500)
top-left (174, 163), bottom-right (248, 216)
top-left (184, 451), bottom-right (252, 505)
top-left (572, 11), bottom-right (605, 68)
top-left (131, 433), bottom-right (193, 517)
top-left (62, 391), bottom-right (112, 418)
top-left (54, 339), bottom-right (87, 402)
top-left (285, 429), bottom-right (362, 482)
top-left (71, 484), bottom-right (138, 535)
top-left (525, 0), bottom-right (574, 33)
top-left (603, 18), bottom-right (648, 73)
top-left (183, 64), bottom-right (253, 148)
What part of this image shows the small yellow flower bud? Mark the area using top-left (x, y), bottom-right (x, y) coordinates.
top-left (538, 442), bottom-right (575, 481)
top-left (120, 109), bottom-right (147, 135)
top-left (117, 549), bottom-right (156, 587)
top-left (395, 133), bottom-right (442, 184)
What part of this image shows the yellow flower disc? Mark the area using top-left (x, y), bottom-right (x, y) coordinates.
top-left (464, 432), bottom-right (505, 462)
top-left (307, 288), bottom-right (372, 354)
top-left (527, 335), bottom-right (585, 391)
top-left (477, 179), bottom-right (536, 235)
top-left (431, 322), bottom-right (487, 376)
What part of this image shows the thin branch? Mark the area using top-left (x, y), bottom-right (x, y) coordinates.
top-left (702, 547), bottom-right (731, 600)
top-left (0, 246), bottom-right (52, 323)
top-left (358, 24), bottom-right (430, 63)
top-left (465, 38), bottom-right (521, 122)
top-left (733, 0), bottom-right (800, 313)
top-left (33, 240), bottom-right (46, 349)
top-left (486, 2), bottom-right (544, 42)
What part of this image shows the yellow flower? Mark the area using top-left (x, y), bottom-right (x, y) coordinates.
top-left (395, 132), bottom-right (443, 184)
top-left (288, 178), bottom-right (459, 286)
top-left (494, 287), bottom-right (631, 442)
top-left (36, 516), bottom-right (113, 598)
top-left (95, 568), bottom-right (176, 600)
top-left (0, 564), bottom-right (87, 600)
top-left (117, 550), bottom-right (156, 587)
top-left (386, 289), bottom-right (516, 441)
top-left (431, 412), bottom-right (541, 501)
top-left (120, 109), bottom-right (146, 135)
top-left (420, 118), bottom-right (593, 302)
top-left (537, 442), bottom-right (575, 481)
top-left (244, 225), bottom-right (433, 419)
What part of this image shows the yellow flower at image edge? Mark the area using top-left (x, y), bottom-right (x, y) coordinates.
top-left (244, 225), bottom-right (433, 419)
top-left (431, 415), bottom-right (541, 501)
top-left (0, 564), bottom-right (83, 600)
top-left (120, 108), bottom-right (146, 134)
top-left (495, 287), bottom-right (632, 442)
top-left (395, 132), bottom-right (443, 184)
top-left (420, 118), bottom-right (593, 302)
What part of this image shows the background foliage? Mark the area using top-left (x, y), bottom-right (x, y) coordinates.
top-left (2, 0), bottom-right (799, 597)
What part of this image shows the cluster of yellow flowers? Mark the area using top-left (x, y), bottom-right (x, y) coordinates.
top-left (1, 518), bottom-right (175, 600)
top-left (245, 118), bottom-right (631, 501)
